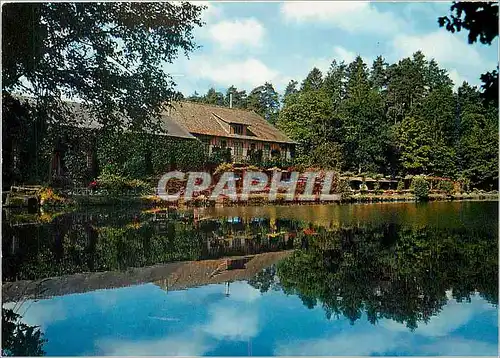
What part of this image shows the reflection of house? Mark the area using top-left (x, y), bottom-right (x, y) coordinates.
top-left (165, 101), bottom-right (296, 163)
top-left (153, 250), bottom-right (292, 292)
top-left (2, 251), bottom-right (293, 302)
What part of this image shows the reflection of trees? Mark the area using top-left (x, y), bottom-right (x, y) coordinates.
top-left (2, 308), bottom-right (46, 356)
top-left (273, 224), bottom-right (498, 330)
top-left (3, 211), bottom-right (305, 281)
top-left (248, 264), bottom-right (279, 293)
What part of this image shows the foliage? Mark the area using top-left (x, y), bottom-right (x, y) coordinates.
top-left (438, 2), bottom-right (498, 105)
top-left (301, 68), bottom-right (323, 92)
top-left (40, 187), bottom-right (67, 206)
top-left (276, 224), bottom-right (497, 328)
top-left (96, 171), bottom-right (152, 196)
top-left (214, 163), bottom-right (235, 175)
top-left (276, 49), bottom-right (497, 188)
top-left (277, 90), bottom-right (334, 157)
top-left (246, 82), bottom-right (280, 124)
top-left (97, 132), bottom-right (206, 179)
top-left (308, 142), bottom-right (344, 170)
top-left (2, 308), bottom-right (46, 356)
top-left (437, 180), bottom-right (455, 195)
top-left (411, 176), bottom-right (430, 200)
top-left (3, 2), bottom-right (205, 132)
top-left (208, 146), bottom-right (232, 166)
top-left (397, 180), bottom-right (405, 192)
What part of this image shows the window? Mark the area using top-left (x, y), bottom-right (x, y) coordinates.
top-left (201, 137), bottom-right (211, 154)
top-left (263, 144), bottom-right (270, 159)
top-left (87, 150), bottom-right (93, 169)
top-left (280, 144), bottom-right (287, 160)
top-left (232, 124), bottom-right (244, 135)
top-left (234, 141), bottom-right (243, 161)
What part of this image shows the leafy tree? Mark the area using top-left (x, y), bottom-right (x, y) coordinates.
top-left (2, 2), bottom-right (205, 132)
top-left (202, 88), bottom-right (225, 106)
top-left (370, 56), bottom-right (389, 92)
top-left (277, 90), bottom-right (334, 160)
top-left (322, 60), bottom-right (348, 108)
top-left (438, 2), bottom-right (499, 105)
top-left (283, 80), bottom-right (299, 105)
top-left (224, 85), bottom-right (248, 109)
top-left (247, 82), bottom-right (280, 124)
top-left (341, 56), bottom-right (388, 174)
top-left (187, 91), bottom-right (203, 103)
top-left (411, 175), bottom-right (430, 200)
top-left (308, 142), bottom-right (344, 169)
top-left (2, 308), bottom-right (47, 356)
top-left (455, 82), bottom-right (499, 187)
top-left (301, 67), bottom-right (323, 92)
top-left (386, 51), bottom-right (428, 124)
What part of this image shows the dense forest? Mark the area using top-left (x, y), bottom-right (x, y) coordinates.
top-left (184, 51), bottom-right (498, 188)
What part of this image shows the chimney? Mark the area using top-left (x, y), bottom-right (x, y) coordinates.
top-left (229, 93), bottom-right (233, 109)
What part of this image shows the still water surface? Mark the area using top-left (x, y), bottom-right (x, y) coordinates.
top-left (2, 201), bottom-right (498, 356)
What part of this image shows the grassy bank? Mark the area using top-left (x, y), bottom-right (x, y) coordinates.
top-left (5, 188), bottom-right (497, 210)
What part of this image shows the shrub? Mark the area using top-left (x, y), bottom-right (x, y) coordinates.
top-left (127, 179), bottom-right (153, 195)
top-left (308, 142), bottom-right (344, 170)
top-left (95, 173), bottom-right (151, 196)
top-left (39, 187), bottom-right (66, 206)
top-left (360, 182), bottom-right (368, 194)
top-left (437, 180), bottom-right (454, 196)
top-left (337, 179), bottom-right (352, 199)
top-left (214, 163), bottom-right (235, 175)
top-left (411, 176), bottom-right (429, 201)
top-left (397, 180), bottom-right (405, 193)
top-left (396, 180), bottom-right (405, 194)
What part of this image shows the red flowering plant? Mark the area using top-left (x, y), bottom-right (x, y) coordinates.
top-left (88, 180), bottom-right (99, 190)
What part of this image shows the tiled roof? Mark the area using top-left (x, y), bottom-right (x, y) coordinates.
top-left (12, 96), bottom-right (197, 140)
top-left (164, 101), bottom-right (296, 144)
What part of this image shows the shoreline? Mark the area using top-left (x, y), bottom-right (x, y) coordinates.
top-left (5, 191), bottom-right (496, 210)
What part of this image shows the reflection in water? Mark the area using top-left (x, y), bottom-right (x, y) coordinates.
top-left (2, 208), bottom-right (300, 283)
top-left (273, 224), bottom-right (497, 330)
top-left (2, 308), bottom-right (47, 356)
top-left (1, 201), bottom-right (498, 356)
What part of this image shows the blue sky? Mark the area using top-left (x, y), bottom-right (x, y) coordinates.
top-left (165, 1), bottom-right (499, 96)
top-left (6, 281), bottom-right (498, 356)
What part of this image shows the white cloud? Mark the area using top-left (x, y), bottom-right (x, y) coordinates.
top-left (392, 31), bottom-right (493, 69)
top-left (420, 338), bottom-right (498, 356)
top-left (186, 56), bottom-right (282, 88)
top-left (207, 18), bottom-right (265, 50)
top-left (448, 69), bottom-right (467, 91)
top-left (227, 281), bottom-right (262, 303)
top-left (280, 1), bottom-right (404, 35)
top-left (96, 333), bottom-right (211, 356)
top-left (274, 330), bottom-right (403, 356)
top-left (184, 1), bottom-right (223, 23)
top-left (202, 304), bottom-right (259, 341)
top-left (333, 46), bottom-right (357, 64)
top-left (381, 292), bottom-right (497, 337)
top-left (4, 300), bottom-right (67, 329)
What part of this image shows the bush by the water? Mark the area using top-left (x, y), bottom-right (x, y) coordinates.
top-left (94, 172), bottom-right (152, 196)
top-left (411, 176), bottom-right (430, 200)
top-left (397, 180), bottom-right (405, 193)
top-left (437, 180), bottom-right (454, 195)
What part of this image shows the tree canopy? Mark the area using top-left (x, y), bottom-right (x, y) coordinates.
top-left (438, 1), bottom-right (499, 105)
top-left (2, 2), bottom-right (205, 132)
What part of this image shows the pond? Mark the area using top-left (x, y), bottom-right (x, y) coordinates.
top-left (2, 201), bottom-right (498, 356)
